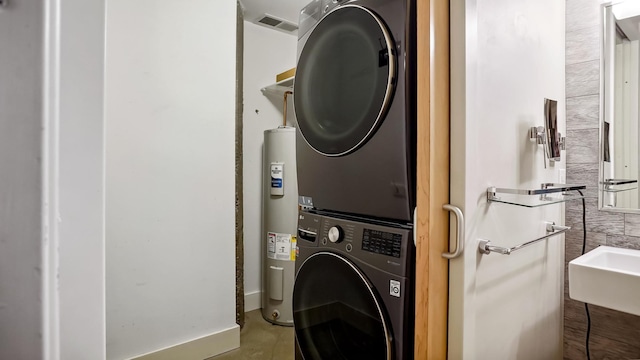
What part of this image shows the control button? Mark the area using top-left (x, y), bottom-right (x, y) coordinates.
top-left (345, 243), bottom-right (353, 252)
top-left (390, 280), bottom-right (401, 298)
top-left (321, 237), bottom-right (328, 245)
top-left (328, 226), bottom-right (344, 243)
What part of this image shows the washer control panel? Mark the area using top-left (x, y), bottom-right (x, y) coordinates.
top-left (297, 210), bottom-right (413, 276)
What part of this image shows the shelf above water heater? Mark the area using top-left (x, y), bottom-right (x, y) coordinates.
top-left (487, 183), bottom-right (587, 208)
top-left (261, 67), bottom-right (295, 96)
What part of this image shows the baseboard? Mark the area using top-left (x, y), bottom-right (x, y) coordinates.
top-left (129, 325), bottom-right (240, 360)
top-left (244, 290), bottom-right (262, 312)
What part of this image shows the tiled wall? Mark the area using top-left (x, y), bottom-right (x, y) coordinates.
top-left (565, 0), bottom-right (640, 358)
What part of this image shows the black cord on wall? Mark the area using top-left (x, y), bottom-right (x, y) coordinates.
top-left (577, 189), bottom-right (591, 360)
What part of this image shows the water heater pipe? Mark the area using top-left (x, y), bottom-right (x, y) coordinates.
top-left (283, 91), bottom-right (293, 127)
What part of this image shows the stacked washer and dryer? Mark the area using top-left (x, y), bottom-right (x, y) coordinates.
top-left (292, 0), bottom-right (417, 359)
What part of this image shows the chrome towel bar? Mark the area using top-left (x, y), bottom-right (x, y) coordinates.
top-left (478, 222), bottom-right (571, 255)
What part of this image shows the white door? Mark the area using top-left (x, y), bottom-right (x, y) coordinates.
top-left (448, 0), bottom-right (567, 358)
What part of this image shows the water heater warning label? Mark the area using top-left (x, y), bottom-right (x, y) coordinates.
top-left (270, 163), bottom-right (284, 196)
top-left (267, 232), bottom-right (294, 261)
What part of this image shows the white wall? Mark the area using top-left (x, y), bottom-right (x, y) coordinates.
top-left (105, 1), bottom-right (238, 359)
top-left (1, 1), bottom-right (107, 358)
top-left (58, 0), bottom-right (106, 358)
top-left (242, 21), bottom-right (297, 310)
top-left (449, 0), bottom-right (566, 358)
top-left (0, 2), bottom-right (45, 359)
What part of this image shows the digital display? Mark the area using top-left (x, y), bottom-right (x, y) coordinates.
top-left (362, 229), bottom-right (402, 258)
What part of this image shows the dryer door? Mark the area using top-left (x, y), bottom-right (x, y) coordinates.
top-left (294, 5), bottom-right (397, 156)
top-left (293, 252), bottom-right (392, 360)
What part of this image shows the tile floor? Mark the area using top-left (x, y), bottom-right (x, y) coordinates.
top-left (209, 310), bottom-right (294, 360)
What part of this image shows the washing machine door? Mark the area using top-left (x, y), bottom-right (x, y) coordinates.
top-left (293, 252), bottom-right (392, 360)
top-left (294, 5), bottom-right (397, 156)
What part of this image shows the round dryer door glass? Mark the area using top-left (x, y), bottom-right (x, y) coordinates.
top-left (294, 5), bottom-right (397, 156)
top-left (293, 252), bottom-right (391, 360)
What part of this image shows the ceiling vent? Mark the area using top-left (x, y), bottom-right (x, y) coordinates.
top-left (255, 13), bottom-right (299, 34)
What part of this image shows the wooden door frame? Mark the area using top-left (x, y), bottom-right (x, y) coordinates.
top-left (414, 0), bottom-right (450, 359)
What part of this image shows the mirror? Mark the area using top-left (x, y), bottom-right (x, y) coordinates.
top-left (545, 98), bottom-right (561, 162)
top-left (601, 1), bottom-right (640, 211)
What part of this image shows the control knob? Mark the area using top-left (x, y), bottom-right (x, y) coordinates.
top-left (328, 225), bottom-right (344, 243)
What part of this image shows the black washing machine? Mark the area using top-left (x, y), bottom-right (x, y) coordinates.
top-left (294, 210), bottom-right (415, 360)
top-left (294, 0), bottom-right (417, 222)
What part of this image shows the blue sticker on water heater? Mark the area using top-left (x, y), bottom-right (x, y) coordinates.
top-left (270, 163), bottom-right (284, 196)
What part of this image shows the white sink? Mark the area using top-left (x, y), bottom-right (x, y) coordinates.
top-left (569, 246), bottom-right (640, 316)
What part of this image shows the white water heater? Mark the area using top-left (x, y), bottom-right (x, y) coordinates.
top-left (262, 126), bottom-right (298, 326)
